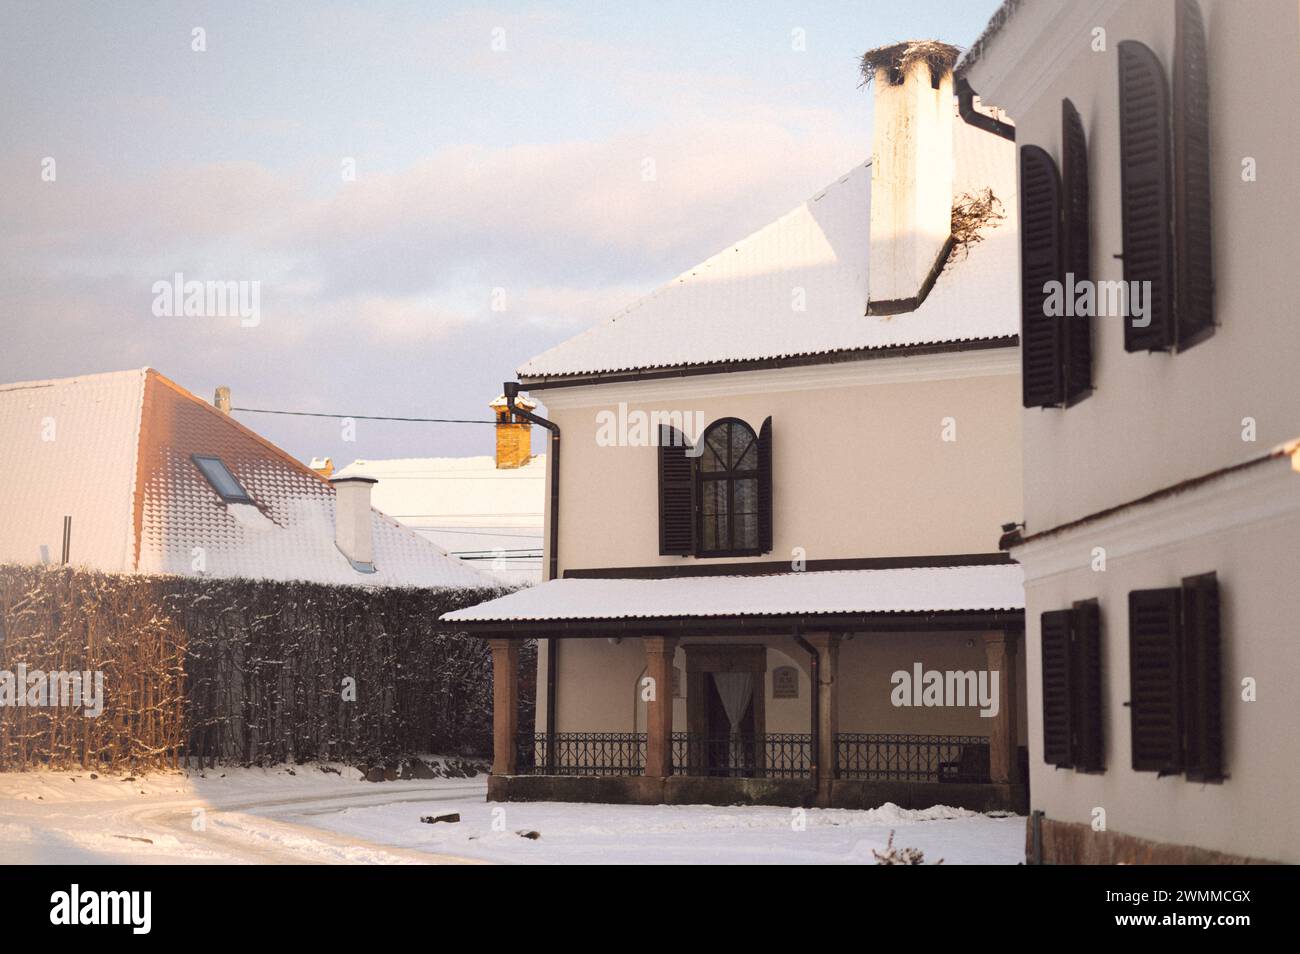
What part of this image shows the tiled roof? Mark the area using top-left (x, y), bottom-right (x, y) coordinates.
top-left (0, 368), bottom-right (490, 589)
top-left (517, 113), bottom-right (1018, 381)
top-left (441, 564), bottom-right (1025, 623)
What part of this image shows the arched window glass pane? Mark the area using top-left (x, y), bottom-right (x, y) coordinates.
top-left (697, 419), bottom-right (760, 554)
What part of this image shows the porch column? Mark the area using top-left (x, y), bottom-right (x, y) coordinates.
top-left (982, 629), bottom-right (1019, 785)
top-left (643, 635), bottom-right (679, 778)
top-left (806, 631), bottom-right (840, 806)
top-left (489, 638), bottom-right (520, 776)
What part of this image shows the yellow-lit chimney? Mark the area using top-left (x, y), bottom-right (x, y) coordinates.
top-left (489, 393), bottom-right (535, 469)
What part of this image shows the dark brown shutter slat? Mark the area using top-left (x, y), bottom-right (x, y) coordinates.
top-left (757, 416), bottom-right (773, 554)
top-left (1181, 572), bottom-right (1223, 781)
top-left (1128, 587), bottom-right (1183, 773)
top-left (1118, 41), bottom-right (1175, 352)
top-left (1041, 609), bottom-right (1073, 767)
top-left (658, 424), bottom-right (695, 555)
top-left (1019, 145), bottom-right (1065, 408)
top-left (1072, 599), bottom-right (1105, 772)
top-left (1174, 0), bottom-right (1215, 349)
top-left (1061, 99), bottom-right (1093, 403)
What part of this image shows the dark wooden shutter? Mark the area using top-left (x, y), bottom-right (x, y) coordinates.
top-left (1128, 587), bottom-right (1183, 773)
top-left (1181, 572), bottom-right (1223, 781)
top-left (1040, 610), bottom-right (1073, 767)
top-left (1061, 100), bottom-right (1093, 403)
top-left (1072, 599), bottom-right (1105, 772)
top-left (1118, 41), bottom-right (1175, 352)
top-left (657, 425), bottom-right (695, 555)
top-left (757, 416), bottom-right (773, 554)
top-left (1174, 0), bottom-right (1215, 349)
top-left (1019, 145), bottom-right (1064, 408)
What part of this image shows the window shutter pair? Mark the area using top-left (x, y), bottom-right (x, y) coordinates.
top-left (1118, 0), bottom-right (1213, 352)
top-left (1128, 573), bottom-right (1222, 780)
top-left (1018, 102), bottom-right (1092, 408)
top-left (658, 417), bottom-right (772, 556)
top-left (1040, 600), bottom-right (1104, 771)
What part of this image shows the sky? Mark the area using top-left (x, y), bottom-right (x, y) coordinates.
top-left (0, 0), bottom-right (1003, 465)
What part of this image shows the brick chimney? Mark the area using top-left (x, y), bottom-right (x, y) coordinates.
top-left (864, 40), bottom-right (959, 313)
top-left (213, 385), bottom-right (231, 414)
top-left (330, 475), bottom-right (376, 572)
top-left (489, 393), bottom-right (535, 469)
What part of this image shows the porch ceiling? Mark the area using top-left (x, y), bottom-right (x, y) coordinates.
top-left (441, 564), bottom-right (1024, 636)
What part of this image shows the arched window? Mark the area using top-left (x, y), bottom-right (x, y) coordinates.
top-left (697, 418), bottom-right (760, 556)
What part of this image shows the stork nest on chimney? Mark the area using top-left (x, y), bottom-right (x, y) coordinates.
top-left (859, 40), bottom-right (961, 87)
top-left (949, 188), bottom-right (1005, 261)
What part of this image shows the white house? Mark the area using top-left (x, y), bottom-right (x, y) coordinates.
top-left (445, 41), bottom-right (1031, 811)
top-left (961, 0), bottom-right (1300, 863)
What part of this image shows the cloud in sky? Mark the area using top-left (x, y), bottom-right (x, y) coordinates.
top-left (1, 0), bottom-right (1002, 463)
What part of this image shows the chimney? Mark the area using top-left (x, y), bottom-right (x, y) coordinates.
top-left (489, 392), bottom-right (535, 469)
top-left (330, 475), bottom-right (377, 572)
top-left (309, 456), bottom-right (334, 478)
top-left (864, 40), bottom-right (959, 312)
top-left (214, 385), bottom-right (232, 414)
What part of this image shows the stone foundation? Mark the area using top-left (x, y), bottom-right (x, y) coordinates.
top-left (1029, 816), bottom-right (1281, 865)
top-left (488, 774), bottom-right (1022, 812)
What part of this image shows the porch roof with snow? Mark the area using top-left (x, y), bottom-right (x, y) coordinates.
top-left (515, 111), bottom-right (1018, 386)
top-left (441, 563), bottom-right (1024, 636)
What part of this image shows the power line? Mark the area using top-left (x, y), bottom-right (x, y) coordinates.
top-left (232, 407), bottom-right (498, 425)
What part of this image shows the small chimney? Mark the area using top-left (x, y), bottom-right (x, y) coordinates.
top-left (489, 392), bottom-right (536, 469)
top-left (214, 385), bottom-right (232, 414)
top-left (309, 456), bottom-right (334, 478)
top-left (330, 475), bottom-right (377, 572)
top-left (864, 40), bottom-right (959, 312)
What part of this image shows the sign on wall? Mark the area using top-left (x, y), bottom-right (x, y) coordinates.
top-left (772, 665), bottom-right (799, 699)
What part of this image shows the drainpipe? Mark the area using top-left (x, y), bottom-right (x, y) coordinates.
top-left (792, 628), bottom-right (819, 803)
top-left (956, 76), bottom-right (1015, 141)
top-left (504, 381), bottom-right (560, 773)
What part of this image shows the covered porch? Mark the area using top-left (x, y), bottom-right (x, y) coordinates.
top-left (442, 564), bottom-right (1026, 811)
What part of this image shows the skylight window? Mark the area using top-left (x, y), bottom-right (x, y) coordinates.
top-left (192, 454), bottom-right (252, 503)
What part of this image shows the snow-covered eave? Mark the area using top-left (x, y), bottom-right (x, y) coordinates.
top-left (517, 335), bottom-right (1019, 391)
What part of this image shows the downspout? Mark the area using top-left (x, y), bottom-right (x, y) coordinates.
top-left (792, 628), bottom-right (819, 802)
top-left (956, 76), bottom-right (1016, 141)
top-left (504, 380), bottom-right (560, 773)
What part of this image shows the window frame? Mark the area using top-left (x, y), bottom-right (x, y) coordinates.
top-left (191, 454), bottom-right (253, 504)
top-left (695, 417), bottom-right (762, 558)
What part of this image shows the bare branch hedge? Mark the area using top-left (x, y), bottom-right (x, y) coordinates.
top-left (0, 565), bottom-right (530, 772)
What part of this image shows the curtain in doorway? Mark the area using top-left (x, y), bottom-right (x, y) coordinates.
top-left (712, 672), bottom-right (754, 736)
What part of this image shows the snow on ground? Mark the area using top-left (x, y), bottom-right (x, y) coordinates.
top-left (290, 796), bottom-right (1025, 865)
top-left (0, 764), bottom-right (1026, 864)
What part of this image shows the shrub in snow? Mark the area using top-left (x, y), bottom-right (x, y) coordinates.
top-left (872, 830), bottom-right (943, 865)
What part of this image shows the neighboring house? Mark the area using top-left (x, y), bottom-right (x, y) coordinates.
top-left (335, 395), bottom-right (546, 585)
top-left (962, 0), bottom-right (1300, 862)
top-left (0, 367), bottom-right (487, 589)
top-left (445, 42), bottom-right (1030, 810)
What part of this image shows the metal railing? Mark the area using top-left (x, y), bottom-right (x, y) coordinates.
top-left (671, 732), bottom-right (812, 778)
top-left (517, 732), bottom-right (645, 776)
top-left (515, 731), bottom-right (812, 778)
top-left (834, 733), bottom-right (990, 783)
top-left (515, 731), bottom-right (990, 783)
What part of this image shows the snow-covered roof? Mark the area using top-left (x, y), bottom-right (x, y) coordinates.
top-left (517, 115), bottom-right (1018, 381)
top-left (442, 564), bottom-right (1024, 623)
top-left (334, 455), bottom-right (545, 530)
top-left (0, 368), bottom-right (490, 589)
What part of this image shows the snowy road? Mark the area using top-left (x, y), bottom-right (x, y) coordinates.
top-left (0, 765), bottom-right (1027, 864)
top-left (0, 767), bottom-right (487, 864)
